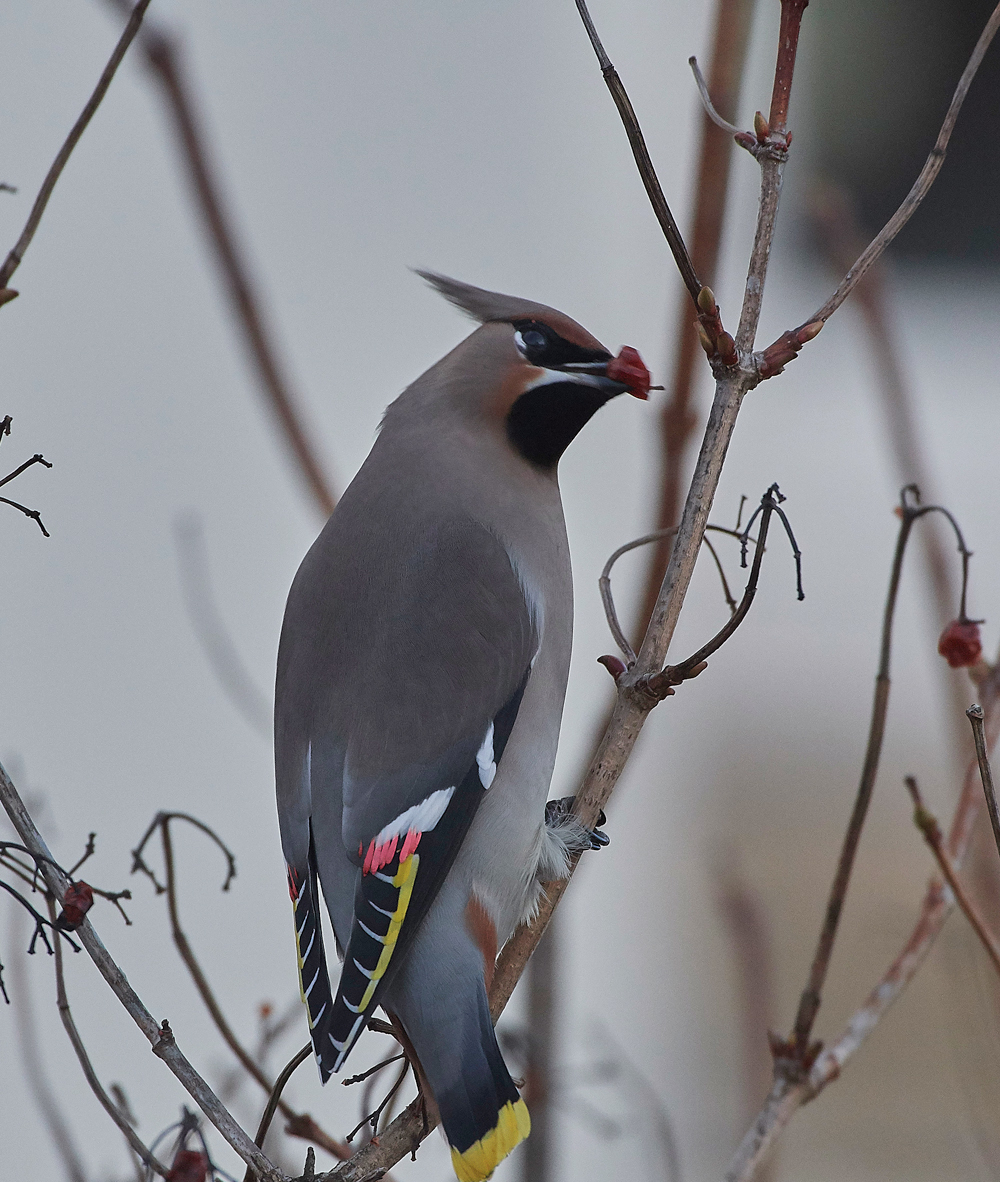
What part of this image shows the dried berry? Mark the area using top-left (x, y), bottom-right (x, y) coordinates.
top-left (938, 619), bottom-right (982, 668)
top-left (167, 1150), bottom-right (209, 1182)
top-left (56, 881), bottom-right (94, 931)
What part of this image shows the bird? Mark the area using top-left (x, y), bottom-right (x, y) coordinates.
top-left (274, 272), bottom-right (650, 1181)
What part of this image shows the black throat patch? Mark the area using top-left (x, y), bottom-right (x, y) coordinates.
top-left (506, 380), bottom-right (612, 469)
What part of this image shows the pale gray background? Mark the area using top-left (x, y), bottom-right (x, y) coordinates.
top-left (2, 3), bottom-right (1000, 1180)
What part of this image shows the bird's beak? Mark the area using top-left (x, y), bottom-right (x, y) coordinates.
top-left (557, 345), bottom-right (651, 400)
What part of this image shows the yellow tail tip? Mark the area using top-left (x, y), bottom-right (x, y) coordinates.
top-left (450, 1099), bottom-right (530, 1181)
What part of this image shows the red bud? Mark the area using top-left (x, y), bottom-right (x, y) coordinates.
top-left (167, 1150), bottom-right (209, 1182)
top-left (597, 654), bottom-right (627, 682)
top-left (56, 881), bottom-right (94, 931)
top-left (606, 345), bottom-right (651, 399)
top-left (938, 619), bottom-right (982, 668)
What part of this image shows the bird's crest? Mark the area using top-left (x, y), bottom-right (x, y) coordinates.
top-left (415, 270), bottom-right (606, 352)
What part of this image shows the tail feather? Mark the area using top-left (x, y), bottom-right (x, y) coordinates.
top-left (396, 971), bottom-right (530, 1181)
top-left (287, 829), bottom-right (337, 1083)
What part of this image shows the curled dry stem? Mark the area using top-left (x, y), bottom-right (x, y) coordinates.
top-left (600, 522), bottom-right (748, 664)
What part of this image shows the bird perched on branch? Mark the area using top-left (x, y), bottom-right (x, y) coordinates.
top-left (275, 273), bottom-right (650, 1180)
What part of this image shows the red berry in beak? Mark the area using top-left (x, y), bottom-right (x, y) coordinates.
top-left (938, 619), bottom-right (982, 668)
top-left (606, 345), bottom-right (651, 399)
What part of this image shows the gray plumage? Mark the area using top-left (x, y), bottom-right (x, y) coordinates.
top-left (275, 273), bottom-right (641, 1180)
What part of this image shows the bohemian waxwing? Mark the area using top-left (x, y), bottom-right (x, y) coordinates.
top-left (275, 273), bottom-right (650, 1181)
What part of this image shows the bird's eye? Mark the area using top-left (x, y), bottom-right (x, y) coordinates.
top-left (514, 324), bottom-right (550, 358)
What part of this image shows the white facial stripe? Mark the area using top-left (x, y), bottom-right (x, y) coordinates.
top-left (522, 368), bottom-right (609, 393)
top-left (477, 722), bottom-right (497, 789)
top-left (373, 785), bottom-right (456, 847)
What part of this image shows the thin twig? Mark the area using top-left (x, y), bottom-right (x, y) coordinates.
top-left (904, 775), bottom-right (1000, 977)
top-left (0, 453), bottom-right (52, 490)
top-left (133, 812), bottom-right (351, 1163)
top-left (573, 0), bottom-right (701, 301)
top-left (0, 763), bottom-right (284, 1181)
top-left (600, 523), bottom-right (748, 664)
top-left (806, 0), bottom-right (1000, 328)
top-left (968, 704), bottom-right (1000, 864)
top-left (99, 0), bottom-right (336, 517)
top-left (787, 488), bottom-right (962, 1060)
top-left (46, 895), bottom-right (170, 1176)
top-left (0, 0), bottom-right (152, 290)
top-left (243, 1042), bottom-right (311, 1182)
top-left (0, 496), bottom-right (50, 536)
top-left (645, 484), bottom-right (803, 695)
top-left (8, 906), bottom-right (89, 1182)
top-left (811, 182), bottom-right (969, 765)
top-left (688, 56), bottom-right (745, 136)
top-left (724, 654), bottom-right (1000, 1182)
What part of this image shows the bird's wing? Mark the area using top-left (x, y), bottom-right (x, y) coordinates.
top-left (277, 507), bottom-right (537, 1080)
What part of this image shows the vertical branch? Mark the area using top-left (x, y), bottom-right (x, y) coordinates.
top-left (8, 906), bottom-right (90, 1182)
top-left (789, 499), bottom-right (916, 1056)
top-left (45, 895), bottom-right (170, 1177)
top-left (638, 0), bottom-right (758, 637)
top-left (766, 0), bottom-right (808, 136)
top-left (735, 0), bottom-right (808, 353)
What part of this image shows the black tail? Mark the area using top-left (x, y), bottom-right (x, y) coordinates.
top-left (287, 828), bottom-right (337, 1083)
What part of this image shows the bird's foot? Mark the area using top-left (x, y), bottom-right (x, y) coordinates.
top-left (544, 795), bottom-right (609, 852)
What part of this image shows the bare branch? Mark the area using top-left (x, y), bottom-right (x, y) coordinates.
top-left (968, 703), bottom-right (1000, 865)
top-left (0, 453), bottom-right (52, 490)
top-left (132, 812), bottom-right (351, 1163)
top-left (7, 906), bottom-right (89, 1182)
top-left (0, 763), bottom-right (284, 1181)
top-left (45, 895), bottom-right (170, 1176)
top-left (572, 0), bottom-right (701, 302)
top-left (806, 0), bottom-right (1000, 327)
top-left (725, 657), bottom-right (1000, 1182)
top-left (243, 1042), bottom-right (310, 1180)
top-left (904, 775), bottom-right (1000, 977)
top-left (787, 489), bottom-right (969, 1059)
top-left (0, 0), bottom-right (153, 290)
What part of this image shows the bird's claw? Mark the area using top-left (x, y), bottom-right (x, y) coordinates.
top-left (544, 796), bottom-right (610, 851)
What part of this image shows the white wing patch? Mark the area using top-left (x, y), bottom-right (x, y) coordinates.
top-left (373, 784), bottom-right (456, 848)
top-left (477, 721), bottom-right (497, 789)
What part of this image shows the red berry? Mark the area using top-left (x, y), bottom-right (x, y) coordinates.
top-left (56, 881), bottom-right (94, 931)
top-left (606, 345), bottom-right (651, 399)
top-left (167, 1150), bottom-right (209, 1182)
top-left (938, 619), bottom-right (982, 668)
